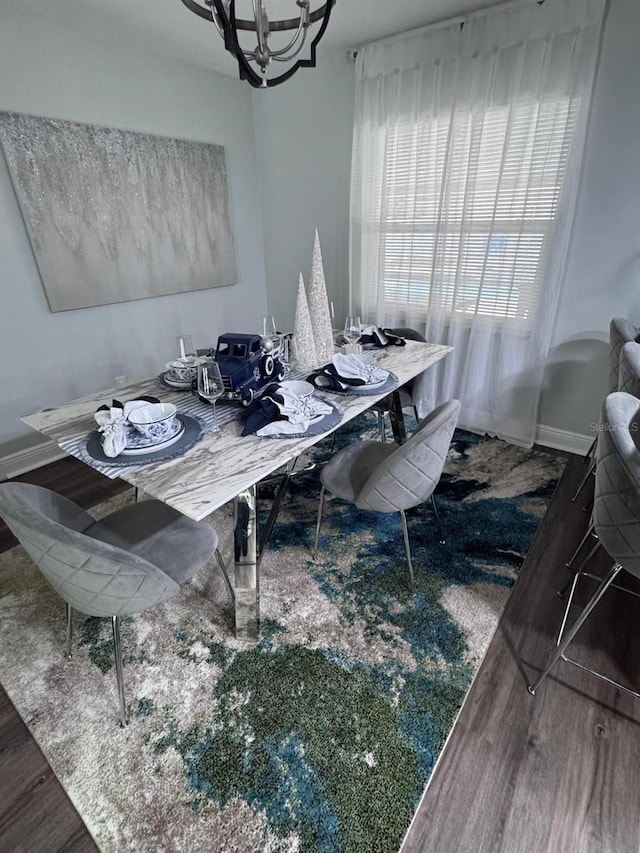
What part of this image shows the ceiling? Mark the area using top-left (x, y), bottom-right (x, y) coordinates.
top-left (2, 0), bottom-right (491, 80)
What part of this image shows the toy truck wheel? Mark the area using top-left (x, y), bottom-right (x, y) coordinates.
top-left (261, 354), bottom-right (275, 378)
top-left (276, 363), bottom-right (286, 381)
top-left (241, 387), bottom-right (254, 407)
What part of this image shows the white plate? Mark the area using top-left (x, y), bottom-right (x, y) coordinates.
top-left (121, 419), bottom-right (185, 455)
top-left (162, 371), bottom-right (193, 389)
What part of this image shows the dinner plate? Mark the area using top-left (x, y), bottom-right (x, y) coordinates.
top-left (329, 371), bottom-right (400, 396)
top-left (159, 370), bottom-right (193, 390)
top-left (121, 420), bottom-right (185, 456)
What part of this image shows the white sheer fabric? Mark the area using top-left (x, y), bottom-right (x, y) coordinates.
top-left (350, 0), bottom-right (606, 445)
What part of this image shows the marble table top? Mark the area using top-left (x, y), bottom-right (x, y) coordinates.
top-left (22, 341), bottom-right (452, 522)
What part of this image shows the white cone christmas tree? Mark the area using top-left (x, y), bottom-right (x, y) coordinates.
top-left (307, 229), bottom-right (335, 363)
top-left (292, 273), bottom-right (318, 370)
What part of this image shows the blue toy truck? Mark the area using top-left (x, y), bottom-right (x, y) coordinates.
top-left (214, 332), bottom-right (286, 406)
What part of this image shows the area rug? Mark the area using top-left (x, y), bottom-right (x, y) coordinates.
top-left (0, 415), bottom-right (566, 852)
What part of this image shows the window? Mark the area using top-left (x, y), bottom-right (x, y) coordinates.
top-left (378, 95), bottom-right (580, 321)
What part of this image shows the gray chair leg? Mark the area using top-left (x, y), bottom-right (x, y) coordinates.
top-left (571, 459), bottom-right (596, 503)
top-left (430, 493), bottom-right (445, 544)
top-left (528, 563), bottom-right (622, 695)
top-left (399, 509), bottom-right (416, 593)
top-left (314, 486), bottom-right (326, 555)
top-left (557, 524), bottom-right (601, 600)
top-left (215, 548), bottom-right (235, 604)
top-left (65, 602), bottom-right (73, 660)
top-left (112, 615), bottom-right (127, 727)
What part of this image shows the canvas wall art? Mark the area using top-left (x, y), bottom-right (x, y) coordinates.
top-left (0, 112), bottom-right (238, 312)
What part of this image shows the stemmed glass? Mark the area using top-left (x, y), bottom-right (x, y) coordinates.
top-left (176, 334), bottom-right (197, 362)
top-left (344, 315), bottom-right (362, 348)
top-left (197, 360), bottom-right (224, 433)
top-left (261, 315), bottom-right (277, 339)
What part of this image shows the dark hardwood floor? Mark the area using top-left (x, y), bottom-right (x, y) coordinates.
top-left (1, 452), bottom-right (639, 852)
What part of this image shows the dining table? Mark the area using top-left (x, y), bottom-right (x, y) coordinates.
top-left (22, 340), bottom-right (452, 641)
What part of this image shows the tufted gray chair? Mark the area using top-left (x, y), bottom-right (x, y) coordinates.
top-left (564, 340), bottom-right (640, 588)
top-left (0, 483), bottom-right (233, 725)
top-left (529, 391), bottom-right (640, 699)
top-left (572, 319), bottom-right (640, 507)
top-left (314, 399), bottom-right (460, 591)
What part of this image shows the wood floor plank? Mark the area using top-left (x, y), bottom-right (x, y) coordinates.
top-left (402, 456), bottom-right (640, 853)
top-left (0, 685), bottom-right (98, 852)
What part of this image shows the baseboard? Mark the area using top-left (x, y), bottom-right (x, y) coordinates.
top-left (535, 424), bottom-right (593, 457)
top-left (1, 441), bottom-right (66, 480)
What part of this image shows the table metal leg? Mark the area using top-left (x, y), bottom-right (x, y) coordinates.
top-left (233, 485), bottom-right (259, 640)
top-left (388, 390), bottom-right (408, 444)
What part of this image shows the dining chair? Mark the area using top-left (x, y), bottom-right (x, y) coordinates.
top-left (0, 482), bottom-right (233, 726)
top-left (572, 317), bottom-right (640, 503)
top-left (529, 391), bottom-right (640, 700)
top-left (314, 399), bottom-right (460, 591)
top-left (562, 340), bottom-right (640, 592)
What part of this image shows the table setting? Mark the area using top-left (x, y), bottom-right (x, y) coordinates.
top-left (240, 380), bottom-right (343, 438)
top-left (85, 396), bottom-right (206, 468)
top-left (306, 352), bottom-right (399, 396)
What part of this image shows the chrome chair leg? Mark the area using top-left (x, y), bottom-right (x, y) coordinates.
top-left (215, 548), bottom-right (235, 604)
top-left (112, 615), bottom-right (127, 727)
top-left (565, 522), bottom-right (598, 569)
top-left (400, 509), bottom-right (416, 593)
top-left (430, 493), bottom-right (445, 544)
top-left (314, 486), bottom-right (326, 555)
top-left (528, 563), bottom-right (622, 695)
top-left (65, 602), bottom-right (73, 660)
top-left (583, 436), bottom-right (596, 463)
top-left (571, 459), bottom-right (596, 503)
top-left (557, 525), bottom-right (601, 600)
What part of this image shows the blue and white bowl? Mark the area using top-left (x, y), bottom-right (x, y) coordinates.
top-left (128, 402), bottom-right (178, 441)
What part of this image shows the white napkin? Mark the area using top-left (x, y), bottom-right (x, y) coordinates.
top-left (331, 353), bottom-right (388, 386)
top-left (93, 400), bottom-right (156, 457)
top-left (256, 387), bottom-right (333, 437)
top-left (94, 407), bottom-right (128, 458)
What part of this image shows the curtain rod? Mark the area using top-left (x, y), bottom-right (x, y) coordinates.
top-left (347, 0), bottom-right (546, 60)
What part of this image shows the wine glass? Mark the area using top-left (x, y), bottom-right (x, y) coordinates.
top-left (344, 315), bottom-right (362, 347)
top-left (197, 360), bottom-right (224, 433)
top-left (261, 315), bottom-right (277, 339)
top-left (176, 334), bottom-right (197, 362)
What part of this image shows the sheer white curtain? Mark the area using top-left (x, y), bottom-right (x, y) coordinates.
top-left (350, 0), bottom-right (606, 445)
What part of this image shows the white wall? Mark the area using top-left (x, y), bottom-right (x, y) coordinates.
top-left (538, 0), bottom-right (640, 441)
top-left (251, 48), bottom-right (355, 335)
top-left (0, 7), bottom-right (267, 458)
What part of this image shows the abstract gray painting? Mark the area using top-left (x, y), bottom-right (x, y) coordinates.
top-left (0, 112), bottom-right (238, 312)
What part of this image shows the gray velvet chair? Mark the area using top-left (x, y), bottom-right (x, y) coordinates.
top-left (565, 340), bottom-right (640, 582)
top-left (0, 483), bottom-right (233, 725)
top-left (573, 317), bottom-right (640, 503)
top-left (529, 391), bottom-right (640, 700)
top-left (314, 399), bottom-right (460, 591)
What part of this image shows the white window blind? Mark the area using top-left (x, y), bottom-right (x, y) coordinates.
top-left (379, 94), bottom-right (580, 321)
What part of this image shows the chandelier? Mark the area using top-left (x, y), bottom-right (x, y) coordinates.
top-left (180, 0), bottom-right (336, 89)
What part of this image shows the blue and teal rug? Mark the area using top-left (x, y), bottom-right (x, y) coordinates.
top-left (0, 415), bottom-right (565, 852)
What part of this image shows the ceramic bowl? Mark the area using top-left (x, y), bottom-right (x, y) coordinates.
top-left (128, 402), bottom-right (178, 440)
top-left (279, 380), bottom-right (314, 398)
top-left (168, 357), bottom-right (200, 383)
